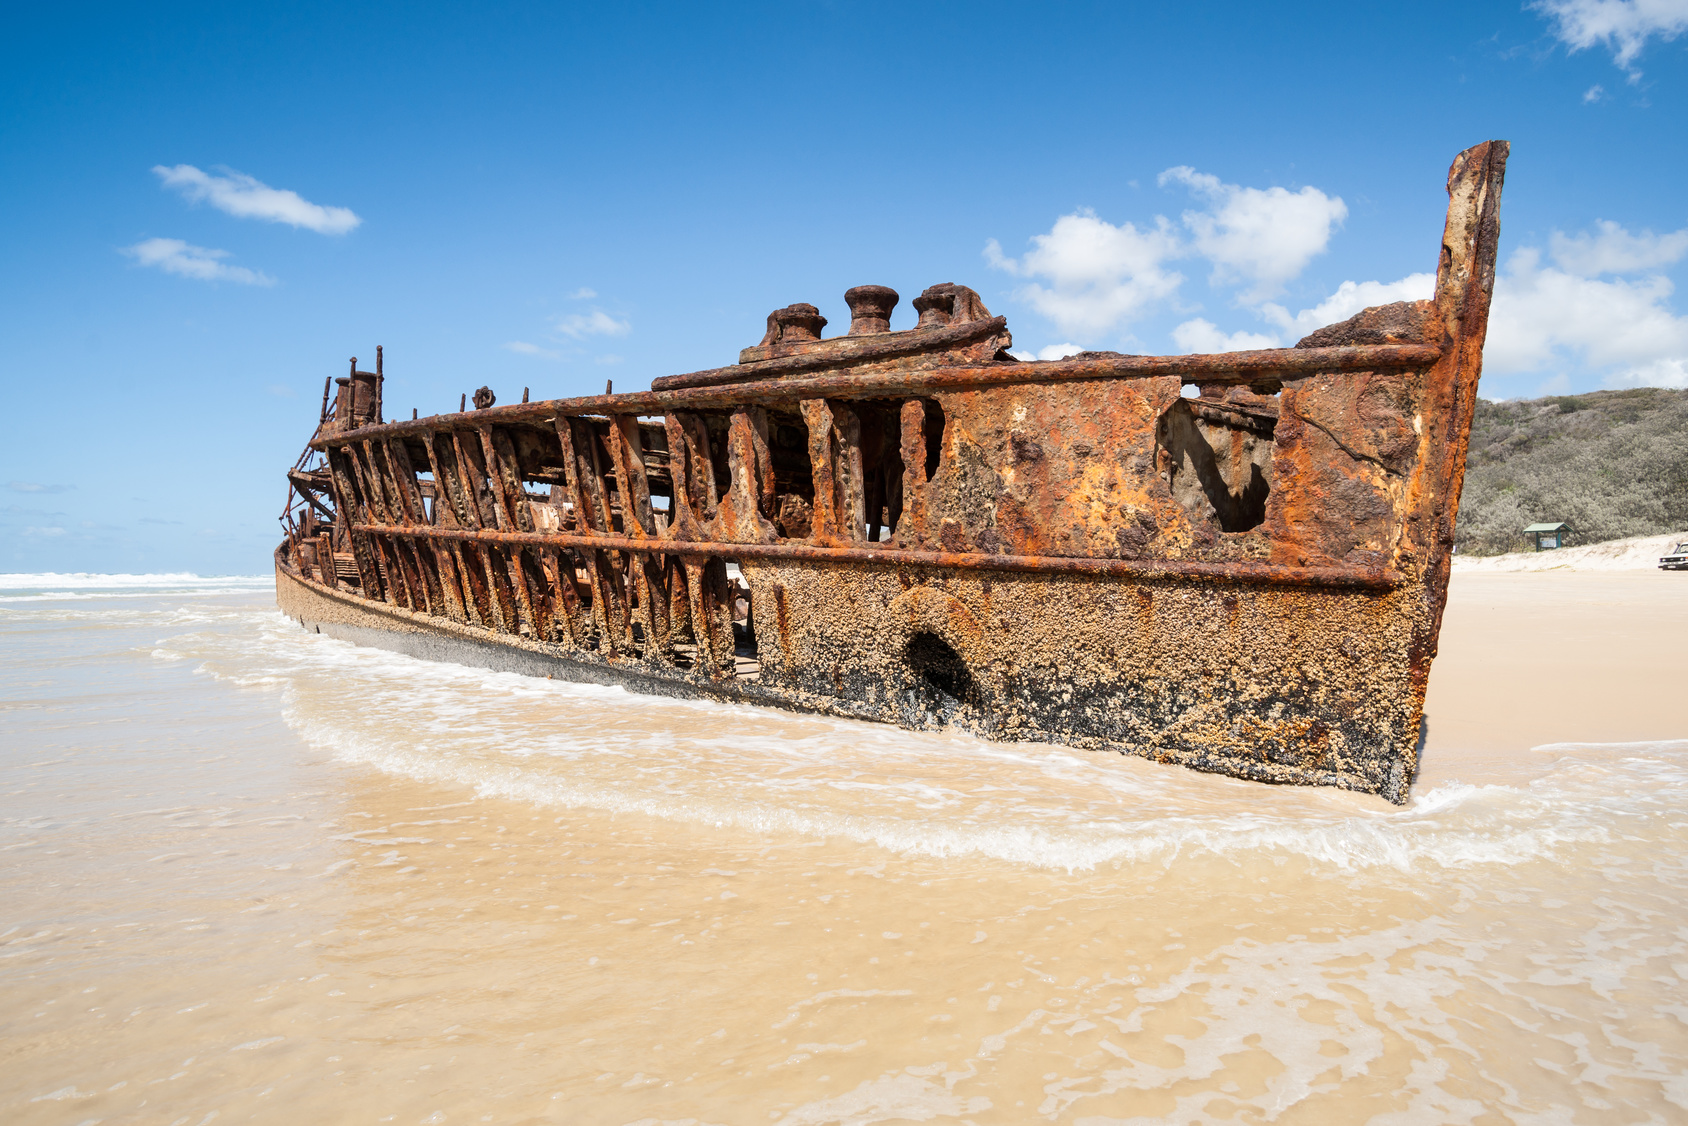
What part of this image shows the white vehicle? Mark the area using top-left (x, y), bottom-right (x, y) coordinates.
top-left (1661, 542), bottom-right (1688, 571)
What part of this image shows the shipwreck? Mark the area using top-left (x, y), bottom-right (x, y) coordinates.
top-left (276, 141), bottom-right (1508, 804)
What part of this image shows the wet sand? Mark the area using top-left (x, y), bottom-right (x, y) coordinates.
top-left (2, 570), bottom-right (1685, 1124)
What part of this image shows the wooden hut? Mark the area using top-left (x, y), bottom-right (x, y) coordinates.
top-left (1524, 522), bottom-right (1571, 551)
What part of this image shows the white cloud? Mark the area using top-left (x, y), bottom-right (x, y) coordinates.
top-left (567, 287), bottom-right (598, 300)
top-left (1609, 357), bottom-right (1688, 386)
top-left (503, 341), bottom-right (562, 360)
top-left (986, 167), bottom-right (1347, 340)
top-left (121, 238), bottom-right (274, 285)
top-left (1584, 83), bottom-right (1607, 101)
top-left (1485, 244), bottom-right (1688, 387)
top-left (8, 482), bottom-right (72, 494)
top-left (1227, 221), bottom-right (1688, 390)
top-left (551, 309), bottom-right (630, 339)
top-left (1159, 167), bottom-right (1347, 303)
top-left (1171, 319), bottom-right (1281, 354)
top-left (1175, 272), bottom-right (1432, 356)
top-left (153, 164), bottom-right (361, 235)
top-left (1549, 218), bottom-right (1688, 274)
top-left (1260, 273), bottom-right (1436, 338)
top-left (983, 212), bottom-right (1183, 336)
top-left (1006, 344), bottom-right (1087, 361)
top-left (1532, 0), bottom-right (1688, 73)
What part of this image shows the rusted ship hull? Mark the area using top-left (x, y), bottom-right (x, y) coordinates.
top-left (276, 142), bottom-right (1508, 804)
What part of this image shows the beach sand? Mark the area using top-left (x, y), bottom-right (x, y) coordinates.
top-left (1, 568), bottom-right (1684, 1124)
top-left (1423, 568), bottom-right (1688, 764)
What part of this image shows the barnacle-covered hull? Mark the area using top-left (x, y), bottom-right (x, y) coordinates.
top-left (276, 142), bottom-right (1508, 803)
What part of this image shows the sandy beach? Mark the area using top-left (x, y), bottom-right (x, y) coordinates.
top-left (2, 566), bottom-right (1685, 1124)
top-left (1424, 566), bottom-right (1688, 763)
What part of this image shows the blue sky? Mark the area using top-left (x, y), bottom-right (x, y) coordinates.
top-left (3, 1), bottom-right (1686, 574)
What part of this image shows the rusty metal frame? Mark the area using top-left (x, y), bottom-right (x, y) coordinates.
top-left (310, 343), bottom-right (1441, 446)
top-left (351, 522), bottom-right (1403, 589)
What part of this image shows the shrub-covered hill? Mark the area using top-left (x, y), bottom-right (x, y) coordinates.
top-left (1454, 387), bottom-right (1688, 556)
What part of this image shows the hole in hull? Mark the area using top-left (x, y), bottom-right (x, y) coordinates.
top-left (1156, 390), bottom-right (1277, 533)
top-left (905, 631), bottom-right (973, 716)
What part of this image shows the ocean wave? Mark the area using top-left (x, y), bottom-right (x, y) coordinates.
top-left (0, 572), bottom-right (270, 592)
top-left (145, 608), bottom-right (1688, 877)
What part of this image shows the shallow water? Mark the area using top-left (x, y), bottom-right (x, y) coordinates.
top-left (2, 574), bottom-right (1685, 1124)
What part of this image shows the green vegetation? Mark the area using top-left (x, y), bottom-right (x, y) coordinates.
top-left (1454, 387), bottom-right (1688, 556)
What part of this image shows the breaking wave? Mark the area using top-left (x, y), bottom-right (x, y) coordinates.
top-left (0, 572), bottom-right (271, 603)
top-left (153, 603), bottom-right (1688, 876)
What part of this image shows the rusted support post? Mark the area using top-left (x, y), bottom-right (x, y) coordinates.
top-left (475, 425), bottom-right (542, 634)
top-left (416, 432), bottom-right (476, 622)
top-left (316, 532), bottom-right (337, 589)
top-left (898, 399), bottom-right (930, 546)
top-left (329, 447), bottom-right (387, 599)
top-left (443, 543), bottom-right (479, 626)
top-left (536, 548), bottom-right (584, 647)
top-left (799, 400), bottom-right (839, 540)
top-left (555, 549), bottom-right (595, 646)
top-left (557, 418), bottom-right (612, 650)
top-left (718, 407), bottom-right (777, 544)
top-left (641, 552), bottom-right (673, 655)
top-left (557, 415), bottom-right (631, 653)
top-left (411, 535), bottom-right (448, 616)
top-left (475, 544), bottom-right (517, 632)
top-left (394, 537), bottom-right (434, 614)
top-left (661, 415), bottom-right (704, 538)
top-left (382, 439), bottom-right (425, 525)
top-left (799, 399), bottom-right (866, 544)
top-left (427, 539), bottom-right (467, 622)
top-left (421, 433), bottom-right (471, 529)
top-left (833, 404), bottom-right (865, 541)
top-left (683, 557), bottom-right (735, 677)
top-left (452, 432), bottom-right (519, 631)
top-left (368, 534), bottom-right (406, 608)
top-left (456, 542), bottom-right (496, 627)
top-left (666, 556), bottom-right (692, 644)
top-left (354, 441), bottom-right (395, 525)
top-left (607, 415), bottom-right (656, 537)
top-left (381, 534), bottom-right (415, 609)
top-left (475, 428), bottom-right (515, 531)
top-left (519, 548), bottom-right (556, 641)
top-left (481, 426), bottom-right (535, 533)
top-left (363, 440), bottom-right (425, 608)
top-left (670, 413), bottom-right (719, 527)
top-left (607, 415), bottom-right (674, 655)
top-left (553, 417), bottom-right (592, 530)
top-left (451, 432), bottom-right (499, 528)
top-left (510, 544), bottom-right (546, 636)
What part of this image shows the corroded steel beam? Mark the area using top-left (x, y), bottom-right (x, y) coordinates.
top-left (353, 522), bottom-right (1403, 589)
top-left (312, 342), bottom-right (1443, 447)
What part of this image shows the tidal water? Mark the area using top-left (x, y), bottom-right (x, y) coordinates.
top-left (2, 573), bottom-right (1685, 1124)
